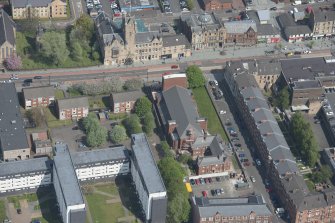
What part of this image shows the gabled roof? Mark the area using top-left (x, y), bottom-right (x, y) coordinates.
top-left (263, 133), bottom-right (288, 152)
top-left (252, 108), bottom-right (276, 124)
top-left (246, 98), bottom-right (269, 112)
top-left (161, 86), bottom-right (203, 138)
top-left (111, 90), bottom-right (144, 103)
top-left (22, 86), bottom-right (55, 99)
top-left (0, 9), bottom-right (16, 46)
top-left (224, 20), bottom-right (257, 34)
top-left (57, 97), bottom-right (89, 110)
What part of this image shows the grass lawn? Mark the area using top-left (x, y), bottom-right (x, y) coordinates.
top-left (16, 31), bottom-right (101, 70)
top-left (0, 200), bottom-right (6, 222)
top-left (88, 96), bottom-right (110, 109)
top-left (43, 108), bottom-right (73, 128)
top-left (86, 193), bottom-right (125, 223)
top-left (55, 89), bottom-right (65, 100)
top-left (95, 184), bottom-right (118, 196)
top-left (192, 87), bottom-right (228, 141)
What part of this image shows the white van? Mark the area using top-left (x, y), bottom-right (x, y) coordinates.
top-left (275, 208), bottom-right (285, 215)
top-left (294, 7), bottom-right (298, 13)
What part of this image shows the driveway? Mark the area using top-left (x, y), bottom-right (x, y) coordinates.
top-left (50, 125), bottom-right (85, 152)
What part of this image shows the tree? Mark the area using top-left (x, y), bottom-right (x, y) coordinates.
top-left (4, 55), bottom-right (22, 70)
top-left (40, 31), bottom-right (69, 65)
top-left (26, 108), bottom-right (45, 127)
top-left (186, 0), bottom-right (194, 10)
top-left (92, 51), bottom-right (100, 61)
top-left (186, 65), bottom-right (205, 88)
top-left (124, 78), bottom-right (143, 91)
top-left (158, 153), bottom-right (191, 223)
top-left (160, 141), bottom-right (173, 158)
top-left (276, 86), bottom-right (290, 110)
top-left (306, 40), bottom-right (315, 49)
top-left (82, 113), bottom-right (107, 147)
top-left (105, 77), bottom-right (124, 92)
top-left (71, 42), bottom-right (83, 61)
top-left (291, 112), bottom-right (319, 167)
top-left (311, 165), bottom-right (332, 183)
top-left (122, 115), bottom-right (142, 136)
top-left (109, 125), bottom-right (127, 143)
top-left (142, 112), bottom-right (155, 135)
top-left (74, 14), bottom-right (95, 41)
top-left (135, 97), bottom-right (152, 117)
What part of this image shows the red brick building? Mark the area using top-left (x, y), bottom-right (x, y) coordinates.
top-left (22, 86), bottom-right (55, 109)
top-left (110, 90), bottom-right (144, 113)
top-left (56, 97), bottom-right (89, 120)
top-left (203, 0), bottom-right (232, 11)
top-left (162, 73), bottom-right (188, 90)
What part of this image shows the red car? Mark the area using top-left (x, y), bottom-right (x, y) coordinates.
top-left (243, 161), bottom-right (250, 166)
top-left (202, 191), bottom-right (207, 197)
top-left (171, 65), bottom-right (178, 69)
top-left (195, 179), bottom-right (199, 185)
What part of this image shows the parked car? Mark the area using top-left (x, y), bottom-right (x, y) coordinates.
top-left (220, 110), bottom-right (226, 115)
top-left (250, 176), bottom-right (256, 182)
top-left (202, 191), bottom-right (207, 197)
top-left (256, 159), bottom-right (261, 166)
top-left (216, 177), bottom-right (221, 182)
top-left (195, 179), bottom-right (200, 185)
top-left (24, 78), bottom-right (33, 83)
top-left (243, 161), bottom-right (250, 166)
top-left (211, 189), bottom-right (217, 196)
top-left (17, 209), bottom-right (22, 214)
top-left (171, 65), bottom-right (178, 69)
top-left (216, 189), bottom-right (221, 195)
top-left (234, 143), bottom-right (241, 147)
top-left (34, 76), bottom-right (43, 79)
top-left (209, 80), bottom-right (215, 86)
top-left (270, 6), bottom-right (277, 10)
top-left (238, 153), bottom-right (245, 157)
top-left (208, 178), bottom-right (212, 183)
top-left (190, 179), bottom-right (195, 185)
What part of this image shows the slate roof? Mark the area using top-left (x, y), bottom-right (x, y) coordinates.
top-left (293, 80), bottom-right (321, 89)
top-left (197, 135), bottom-right (229, 166)
top-left (95, 12), bottom-right (124, 45)
top-left (277, 13), bottom-right (296, 29)
top-left (111, 90), bottom-right (144, 103)
top-left (284, 25), bottom-right (312, 36)
top-left (57, 97), bottom-right (89, 110)
top-left (11, 0), bottom-right (52, 8)
top-left (162, 34), bottom-right (190, 48)
top-left (257, 10), bottom-right (270, 21)
top-left (0, 9), bottom-right (16, 46)
top-left (135, 31), bottom-right (160, 43)
top-left (0, 157), bottom-right (51, 176)
top-left (193, 195), bottom-right (272, 217)
top-left (224, 61), bottom-right (258, 89)
top-left (0, 83), bottom-right (30, 152)
top-left (131, 133), bottom-right (166, 194)
top-left (224, 20), bottom-right (257, 34)
top-left (257, 24), bottom-right (279, 36)
top-left (313, 9), bottom-right (335, 23)
top-left (22, 86), bottom-right (55, 99)
top-left (181, 13), bottom-right (224, 33)
top-left (161, 86), bottom-right (203, 139)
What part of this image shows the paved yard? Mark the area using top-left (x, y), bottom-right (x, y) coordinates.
top-left (50, 125), bottom-right (85, 152)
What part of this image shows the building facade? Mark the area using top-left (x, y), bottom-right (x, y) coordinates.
top-left (0, 157), bottom-right (51, 194)
top-left (32, 132), bottom-right (52, 155)
top-left (224, 20), bottom-right (257, 45)
top-left (191, 195), bottom-right (273, 223)
top-left (53, 145), bottom-right (86, 223)
top-left (0, 83), bottom-right (30, 161)
top-left (131, 133), bottom-right (167, 223)
top-left (11, 0), bottom-right (67, 19)
top-left (203, 0), bottom-right (232, 11)
top-left (95, 13), bottom-right (191, 65)
top-left (72, 146), bottom-right (130, 182)
top-left (223, 60), bottom-right (335, 223)
top-left (309, 9), bottom-right (335, 39)
top-left (56, 97), bottom-right (89, 120)
top-left (180, 13), bottom-right (226, 50)
top-left (0, 9), bottom-right (16, 64)
top-left (22, 86), bottom-right (55, 109)
top-left (110, 90), bottom-right (144, 113)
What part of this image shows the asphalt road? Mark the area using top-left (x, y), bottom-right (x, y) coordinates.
top-left (206, 71), bottom-right (285, 223)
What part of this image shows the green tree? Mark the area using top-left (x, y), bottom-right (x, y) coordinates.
top-left (158, 154), bottom-right (191, 223)
top-left (82, 113), bottom-right (107, 147)
top-left (92, 51), bottom-right (100, 61)
top-left (74, 14), bottom-right (94, 41)
top-left (277, 86), bottom-right (290, 110)
top-left (135, 97), bottom-right (152, 117)
top-left (122, 115), bottom-right (142, 136)
top-left (291, 112), bottom-right (319, 167)
top-left (26, 108), bottom-right (45, 127)
top-left (142, 112), bottom-right (155, 135)
top-left (186, 65), bottom-right (205, 88)
top-left (186, 0), bottom-right (194, 10)
top-left (71, 42), bottom-right (83, 61)
top-left (109, 125), bottom-right (127, 143)
top-left (124, 78), bottom-right (143, 91)
top-left (40, 31), bottom-right (69, 65)
top-left (160, 141), bottom-right (173, 158)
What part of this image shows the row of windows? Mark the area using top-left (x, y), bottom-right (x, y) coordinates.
top-left (136, 43), bottom-right (161, 48)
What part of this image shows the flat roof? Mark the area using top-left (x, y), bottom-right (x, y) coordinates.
top-left (0, 157), bottom-right (51, 176)
top-left (0, 83), bottom-right (30, 152)
top-left (54, 144), bottom-right (84, 206)
top-left (72, 146), bottom-right (129, 165)
top-left (131, 133), bottom-right (166, 194)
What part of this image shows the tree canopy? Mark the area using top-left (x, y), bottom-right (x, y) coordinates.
top-left (135, 97), bottom-right (152, 117)
top-left (122, 115), bottom-right (142, 136)
top-left (276, 86), bottom-right (290, 110)
top-left (109, 125), bottom-right (127, 144)
top-left (158, 141), bottom-right (191, 223)
top-left (291, 112), bottom-right (319, 167)
top-left (186, 65), bottom-right (205, 88)
top-left (40, 31), bottom-right (69, 65)
top-left (82, 113), bottom-right (107, 147)
top-left (311, 165), bottom-right (332, 183)
top-left (142, 111), bottom-right (155, 136)
top-left (124, 78), bottom-right (143, 91)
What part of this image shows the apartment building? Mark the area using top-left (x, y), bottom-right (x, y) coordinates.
top-left (22, 86), bottom-right (55, 109)
top-left (0, 83), bottom-right (30, 161)
top-left (130, 133), bottom-right (167, 223)
top-left (223, 60), bottom-right (335, 223)
top-left (11, 0), bottom-right (67, 19)
top-left (320, 93), bottom-right (335, 146)
top-left (191, 195), bottom-right (272, 223)
top-left (224, 20), bottom-right (258, 46)
top-left (56, 97), bottom-right (89, 120)
top-left (95, 13), bottom-right (191, 65)
top-left (180, 13), bottom-right (226, 50)
top-left (323, 147), bottom-right (335, 172)
top-left (0, 9), bottom-right (16, 64)
top-left (0, 157), bottom-right (51, 194)
top-left (31, 132), bottom-right (52, 155)
top-left (72, 146), bottom-right (130, 182)
top-left (110, 90), bottom-right (144, 113)
top-left (309, 8), bottom-right (335, 39)
top-left (53, 144), bottom-right (86, 223)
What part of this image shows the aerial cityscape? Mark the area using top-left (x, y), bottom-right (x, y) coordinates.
top-left (0, 0), bottom-right (335, 222)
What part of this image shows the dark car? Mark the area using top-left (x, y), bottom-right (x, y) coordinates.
top-left (216, 176), bottom-right (221, 182)
top-left (22, 82), bottom-right (30, 87)
top-left (17, 208), bottom-right (22, 214)
top-left (34, 76), bottom-right (43, 79)
top-left (190, 179), bottom-right (195, 185)
top-left (235, 143), bottom-right (242, 147)
top-left (270, 6), bottom-right (277, 10)
top-left (24, 78), bottom-right (33, 83)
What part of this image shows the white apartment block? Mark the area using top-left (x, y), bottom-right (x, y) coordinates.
top-left (0, 157), bottom-right (52, 194)
top-left (131, 133), bottom-right (167, 223)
